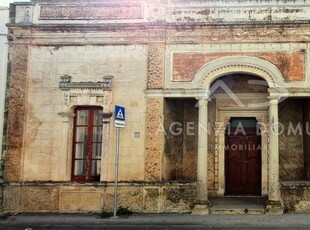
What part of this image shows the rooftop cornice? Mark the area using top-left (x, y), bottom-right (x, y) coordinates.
top-left (7, 20), bottom-right (310, 31)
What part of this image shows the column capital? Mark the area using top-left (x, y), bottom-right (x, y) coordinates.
top-left (268, 88), bottom-right (282, 104)
top-left (102, 112), bottom-right (113, 124)
top-left (195, 89), bottom-right (211, 104)
top-left (196, 98), bottom-right (210, 107)
top-left (268, 97), bottom-right (280, 105)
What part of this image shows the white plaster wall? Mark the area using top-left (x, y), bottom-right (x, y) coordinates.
top-left (23, 45), bottom-right (148, 181)
top-left (0, 7), bottom-right (9, 175)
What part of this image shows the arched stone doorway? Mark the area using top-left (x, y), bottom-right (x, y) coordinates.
top-left (192, 58), bottom-right (284, 214)
top-left (209, 74), bottom-right (269, 196)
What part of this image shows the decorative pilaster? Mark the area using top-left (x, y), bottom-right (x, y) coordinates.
top-left (144, 98), bottom-right (164, 181)
top-left (266, 95), bottom-right (283, 214)
top-left (192, 99), bottom-right (210, 215)
top-left (214, 122), bottom-right (227, 195)
top-left (58, 112), bottom-right (76, 180)
top-left (101, 113), bottom-right (112, 182)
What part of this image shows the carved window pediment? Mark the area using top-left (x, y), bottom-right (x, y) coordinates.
top-left (58, 75), bottom-right (113, 110)
top-left (59, 74), bottom-right (113, 91)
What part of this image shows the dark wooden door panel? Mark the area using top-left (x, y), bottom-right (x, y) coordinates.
top-left (225, 131), bottom-right (261, 196)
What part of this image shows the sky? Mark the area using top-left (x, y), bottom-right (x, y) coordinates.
top-left (2, 0), bottom-right (30, 7)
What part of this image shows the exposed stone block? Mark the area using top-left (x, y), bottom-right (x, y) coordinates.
top-left (102, 187), bottom-right (114, 212)
top-left (147, 44), bottom-right (165, 89)
top-left (60, 191), bottom-right (101, 212)
top-left (5, 45), bottom-right (28, 182)
top-left (143, 188), bottom-right (160, 212)
top-left (117, 187), bottom-right (143, 212)
top-left (3, 185), bottom-right (22, 211)
top-left (23, 187), bottom-right (59, 211)
top-left (145, 98), bottom-right (164, 181)
top-left (281, 182), bottom-right (310, 213)
top-left (4, 185), bottom-right (59, 212)
top-left (162, 187), bottom-right (196, 212)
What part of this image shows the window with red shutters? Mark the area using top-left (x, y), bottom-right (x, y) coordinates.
top-left (72, 107), bottom-right (103, 181)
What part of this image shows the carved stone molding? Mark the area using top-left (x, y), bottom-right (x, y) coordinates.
top-left (39, 4), bottom-right (144, 20)
top-left (215, 109), bottom-right (269, 196)
top-left (58, 75), bottom-right (114, 111)
top-left (194, 56), bottom-right (284, 90)
top-left (167, 3), bottom-right (310, 24)
top-left (59, 74), bottom-right (113, 91)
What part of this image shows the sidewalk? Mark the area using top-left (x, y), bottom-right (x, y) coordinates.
top-left (1, 213), bottom-right (310, 229)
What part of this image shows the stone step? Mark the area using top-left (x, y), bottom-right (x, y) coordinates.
top-left (210, 207), bottom-right (266, 215)
top-left (208, 196), bottom-right (267, 214)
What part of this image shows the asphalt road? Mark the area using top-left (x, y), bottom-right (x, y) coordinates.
top-left (1, 213), bottom-right (310, 230)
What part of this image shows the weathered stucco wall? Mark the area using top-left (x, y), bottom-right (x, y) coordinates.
top-left (23, 45), bottom-right (148, 182)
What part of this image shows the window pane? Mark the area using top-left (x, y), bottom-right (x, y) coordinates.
top-left (91, 160), bottom-right (101, 176)
top-left (74, 160), bottom-right (86, 176)
top-left (93, 110), bottom-right (103, 125)
top-left (92, 143), bottom-right (102, 159)
top-left (92, 127), bottom-right (102, 142)
top-left (75, 143), bottom-right (87, 159)
top-left (77, 110), bottom-right (89, 125)
top-left (76, 127), bottom-right (88, 142)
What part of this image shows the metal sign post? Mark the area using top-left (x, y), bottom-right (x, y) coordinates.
top-left (113, 105), bottom-right (125, 218)
top-left (113, 127), bottom-right (120, 218)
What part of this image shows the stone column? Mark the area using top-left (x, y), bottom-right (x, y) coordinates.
top-left (192, 99), bottom-right (210, 215)
top-left (266, 97), bottom-right (283, 214)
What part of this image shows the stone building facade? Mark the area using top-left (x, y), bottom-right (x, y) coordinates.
top-left (3, 0), bottom-right (310, 213)
top-left (0, 6), bottom-right (9, 211)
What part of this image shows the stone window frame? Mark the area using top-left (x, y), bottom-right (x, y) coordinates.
top-left (215, 109), bottom-right (269, 196)
top-left (58, 75), bottom-right (113, 182)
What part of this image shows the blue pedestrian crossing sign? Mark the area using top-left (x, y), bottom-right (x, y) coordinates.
top-left (114, 105), bottom-right (125, 128)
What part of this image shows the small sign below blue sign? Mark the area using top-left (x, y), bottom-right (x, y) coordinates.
top-left (114, 105), bottom-right (125, 128)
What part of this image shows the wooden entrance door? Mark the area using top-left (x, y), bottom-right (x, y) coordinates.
top-left (225, 129), bottom-right (261, 196)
